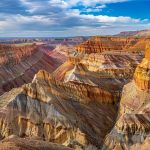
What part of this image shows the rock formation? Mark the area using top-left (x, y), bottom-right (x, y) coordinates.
top-left (103, 43), bottom-right (150, 150)
top-left (76, 36), bottom-right (150, 53)
top-left (0, 44), bottom-right (63, 95)
top-left (53, 50), bottom-right (143, 92)
top-left (0, 70), bottom-right (119, 149)
top-left (0, 36), bottom-right (149, 149)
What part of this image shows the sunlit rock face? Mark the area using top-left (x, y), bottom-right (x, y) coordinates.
top-left (134, 44), bottom-right (150, 91)
top-left (53, 51), bottom-right (143, 93)
top-left (103, 44), bottom-right (150, 150)
top-left (76, 36), bottom-right (150, 54)
top-left (0, 70), bottom-right (118, 149)
top-left (0, 36), bottom-right (148, 149)
top-left (0, 44), bottom-right (62, 95)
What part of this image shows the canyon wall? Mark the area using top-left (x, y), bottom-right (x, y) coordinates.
top-left (0, 44), bottom-right (36, 66)
top-left (103, 44), bottom-right (150, 150)
top-left (76, 36), bottom-right (150, 53)
top-left (0, 70), bottom-right (118, 149)
top-left (0, 36), bottom-right (149, 149)
top-left (0, 44), bottom-right (63, 95)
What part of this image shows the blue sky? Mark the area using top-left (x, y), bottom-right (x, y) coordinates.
top-left (0, 0), bottom-right (150, 37)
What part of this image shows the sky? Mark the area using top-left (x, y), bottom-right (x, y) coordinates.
top-left (0, 0), bottom-right (150, 37)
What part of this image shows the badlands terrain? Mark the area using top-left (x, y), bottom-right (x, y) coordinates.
top-left (0, 36), bottom-right (150, 149)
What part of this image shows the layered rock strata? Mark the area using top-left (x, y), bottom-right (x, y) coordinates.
top-left (53, 51), bottom-right (143, 93)
top-left (76, 36), bottom-right (150, 54)
top-left (0, 44), bottom-right (62, 95)
top-left (0, 70), bottom-right (118, 149)
top-left (0, 44), bottom-right (36, 66)
top-left (103, 45), bottom-right (150, 150)
top-left (0, 36), bottom-right (148, 149)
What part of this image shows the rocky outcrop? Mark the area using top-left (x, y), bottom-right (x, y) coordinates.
top-left (76, 36), bottom-right (150, 54)
top-left (0, 36), bottom-right (148, 149)
top-left (53, 51), bottom-right (143, 93)
top-left (0, 136), bottom-right (73, 150)
top-left (103, 44), bottom-right (150, 150)
top-left (134, 44), bottom-right (150, 91)
top-left (0, 70), bottom-right (118, 149)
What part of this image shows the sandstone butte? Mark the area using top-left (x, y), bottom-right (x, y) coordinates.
top-left (0, 36), bottom-right (150, 150)
top-left (0, 43), bottom-right (66, 96)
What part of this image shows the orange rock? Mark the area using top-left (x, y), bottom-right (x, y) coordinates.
top-left (76, 36), bottom-right (150, 54)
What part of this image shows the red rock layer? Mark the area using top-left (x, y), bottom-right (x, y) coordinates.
top-left (0, 36), bottom-right (147, 149)
top-left (76, 36), bottom-right (150, 54)
top-left (0, 45), bottom-right (63, 95)
top-left (103, 44), bottom-right (150, 150)
top-left (0, 44), bottom-right (36, 66)
top-left (53, 51), bottom-right (143, 93)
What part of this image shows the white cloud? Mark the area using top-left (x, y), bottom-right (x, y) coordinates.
top-left (63, 0), bottom-right (130, 7)
top-left (0, 0), bottom-right (149, 37)
top-left (79, 14), bottom-right (140, 23)
top-left (19, 0), bottom-right (129, 13)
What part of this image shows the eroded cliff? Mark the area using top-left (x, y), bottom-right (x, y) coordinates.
top-left (0, 44), bottom-right (63, 95)
top-left (103, 44), bottom-right (150, 150)
top-left (76, 36), bottom-right (150, 54)
top-left (0, 70), bottom-right (119, 149)
top-left (0, 36), bottom-right (148, 149)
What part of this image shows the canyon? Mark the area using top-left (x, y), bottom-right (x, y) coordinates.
top-left (0, 43), bottom-right (68, 95)
top-left (103, 44), bottom-right (150, 150)
top-left (0, 36), bottom-right (150, 149)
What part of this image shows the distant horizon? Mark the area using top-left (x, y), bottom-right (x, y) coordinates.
top-left (0, 29), bottom-right (150, 38)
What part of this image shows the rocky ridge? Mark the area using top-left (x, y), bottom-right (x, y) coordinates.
top-left (76, 36), bottom-right (150, 53)
top-left (0, 69), bottom-right (119, 149)
top-left (0, 36), bottom-right (149, 149)
top-left (103, 43), bottom-right (150, 150)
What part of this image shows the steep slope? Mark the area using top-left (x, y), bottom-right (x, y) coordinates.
top-left (0, 44), bottom-right (62, 95)
top-left (0, 36), bottom-right (148, 149)
top-left (0, 70), bottom-right (118, 149)
top-left (53, 51), bottom-right (143, 92)
top-left (103, 44), bottom-right (150, 150)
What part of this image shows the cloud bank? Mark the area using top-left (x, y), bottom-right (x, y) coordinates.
top-left (0, 0), bottom-right (149, 37)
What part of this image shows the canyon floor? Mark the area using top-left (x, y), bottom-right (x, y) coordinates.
top-left (0, 36), bottom-right (150, 150)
